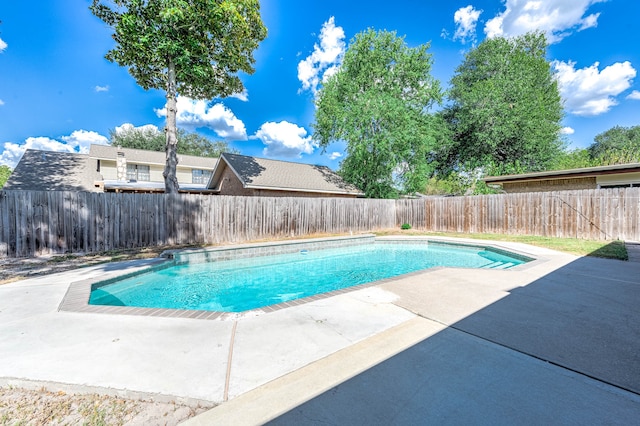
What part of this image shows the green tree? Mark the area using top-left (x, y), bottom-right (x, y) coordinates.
top-left (313, 29), bottom-right (443, 198)
top-left (0, 165), bottom-right (11, 189)
top-left (109, 126), bottom-right (239, 157)
top-left (91, 0), bottom-right (266, 193)
top-left (109, 125), bottom-right (165, 151)
top-left (588, 125), bottom-right (640, 164)
top-left (549, 148), bottom-right (595, 170)
top-left (443, 32), bottom-right (563, 175)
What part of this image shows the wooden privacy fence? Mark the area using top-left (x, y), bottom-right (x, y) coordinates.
top-left (0, 188), bottom-right (638, 257)
top-left (0, 191), bottom-right (395, 257)
top-left (395, 188), bottom-right (640, 241)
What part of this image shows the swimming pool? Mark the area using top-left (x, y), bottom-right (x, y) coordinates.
top-left (89, 239), bottom-right (531, 313)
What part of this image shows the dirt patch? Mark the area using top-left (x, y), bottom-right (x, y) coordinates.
top-left (0, 386), bottom-right (211, 425)
top-left (0, 246), bottom-right (193, 285)
top-left (0, 233), bottom-right (353, 285)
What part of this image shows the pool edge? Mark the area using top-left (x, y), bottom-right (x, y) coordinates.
top-left (58, 235), bottom-right (541, 320)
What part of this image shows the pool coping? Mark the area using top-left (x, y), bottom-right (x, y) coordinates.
top-left (58, 235), bottom-right (542, 320)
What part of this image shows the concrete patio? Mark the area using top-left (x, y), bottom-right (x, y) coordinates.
top-left (1, 237), bottom-right (639, 424)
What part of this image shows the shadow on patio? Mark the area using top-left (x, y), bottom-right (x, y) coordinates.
top-left (267, 245), bottom-right (640, 424)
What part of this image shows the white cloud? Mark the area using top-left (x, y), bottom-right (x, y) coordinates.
top-left (484, 0), bottom-right (603, 43)
top-left (114, 123), bottom-right (162, 137)
top-left (0, 130), bottom-right (108, 168)
top-left (229, 89), bottom-right (248, 102)
top-left (0, 37), bottom-right (7, 52)
top-left (453, 5), bottom-right (482, 44)
top-left (95, 85), bottom-right (109, 92)
top-left (254, 121), bottom-right (317, 158)
top-left (627, 90), bottom-right (640, 100)
top-left (0, 99), bottom-right (4, 106)
top-left (560, 127), bottom-right (575, 135)
top-left (329, 152), bottom-right (342, 160)
top-left (155, 96), bottom-right (247, 140)
top-left (61, 130), bottom-right (109, 152)
top-left (552, 60), bottom-right (636, 116)
top-left (298, 17), bottom-right (346, 94)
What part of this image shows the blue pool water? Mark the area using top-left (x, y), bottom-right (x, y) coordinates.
top-left (89, 242), bottom-right (528, 312)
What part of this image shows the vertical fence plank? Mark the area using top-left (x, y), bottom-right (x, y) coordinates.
top-left (0, 188), bottom-right (639, 258)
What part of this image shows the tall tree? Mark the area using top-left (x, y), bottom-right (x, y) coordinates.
top-left (443, 32), bottom-right (563, 175)
top-left (109, 125), bottom-right (239, 157)
top-left (589, 125), bottom-right (640, 164)
top-left (313, 29), bottom-right (443, 198)
top-left (91, 0), bottom-right (266, 193)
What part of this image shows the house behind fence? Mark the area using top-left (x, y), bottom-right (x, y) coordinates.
top-left (1, 188), bottom-right (639, 258)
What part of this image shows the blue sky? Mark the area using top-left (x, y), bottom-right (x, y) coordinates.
top-left (1, 0), bottom-right (639, 169)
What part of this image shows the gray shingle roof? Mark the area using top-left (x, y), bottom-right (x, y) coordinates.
top-left (210, 152), bottom-right (363, 195)
top-left (483, 162), bottom-right (640, 183)
top-left (3, 150), bottom-right (102, 192)
top-left (89, 144), bottom-right (217, 169)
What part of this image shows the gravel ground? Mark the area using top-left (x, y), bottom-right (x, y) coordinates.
top-left (0, 386), bottom-right (211, 425)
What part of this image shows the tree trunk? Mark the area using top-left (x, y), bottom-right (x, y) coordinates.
top-left (163, 57), bottom-right (180, 194)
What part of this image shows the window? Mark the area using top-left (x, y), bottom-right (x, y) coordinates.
top-left (192, 169), bottom-right (212, 184)
top-left (126, 164), bottom-right (150, 181)
top-left (599, 183), bottom-right (640, 189)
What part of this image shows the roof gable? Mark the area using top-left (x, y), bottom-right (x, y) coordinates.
top-left (208, 153), bottom-right (363, 195)
top-left (4, 149), bottom-right (101, 192)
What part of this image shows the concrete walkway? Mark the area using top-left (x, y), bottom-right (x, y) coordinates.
top-left (626, 241), bottom-right (640, 262)
top-left (1, 238), bottom-right (639, 424)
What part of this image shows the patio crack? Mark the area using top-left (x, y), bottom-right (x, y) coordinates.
top-left (223, 320), bottom-right (238, 402)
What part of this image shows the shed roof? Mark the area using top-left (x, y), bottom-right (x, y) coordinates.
top-left (208, 152), bottom-right (363, 196)
top-left (483, 162), bottom-right (640, 184)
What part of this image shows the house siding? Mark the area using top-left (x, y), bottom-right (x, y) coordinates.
top-left (597, 172), bottom-right (640, 187)
top-left (99, 160), bottom-right (118, 180)
top-left (99, 159), bottom-right (203, 185)
top-left (502, 177), bottom-right (596, 193)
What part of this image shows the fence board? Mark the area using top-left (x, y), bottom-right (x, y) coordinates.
top-left (0, 188), bottom-right (638, 258)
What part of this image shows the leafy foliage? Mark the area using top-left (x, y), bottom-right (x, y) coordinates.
top-left (91, 0), bottom-right (266, 99)
top-left (0, 165), bottom-right (11, 189)
top-left (548, 125), bottom-right (640, 171)
top-left (442, 32), bottom-right (563, 176)
top-left (313, 29), bottom-right (443, 198)
top-left (91, 0), bottom-right (266, 192)
top-left (549, 148), bottom-right (595, 170)
top-left (109, 126), bottom-right (239, 157)
top-left (589, 125), bottom-right (640, 164)
top-left (421, 172), bottom-right (500, 196)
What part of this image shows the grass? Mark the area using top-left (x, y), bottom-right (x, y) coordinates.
top-left (375, 230), bottom-right (629, 260)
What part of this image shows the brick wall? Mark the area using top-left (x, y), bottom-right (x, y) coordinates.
top-left (502, 177), bottom-right (596, 193)
top-left (253, 189), bottom-right (357, 198)
top-left (216, 167), bottom-right (254, 196)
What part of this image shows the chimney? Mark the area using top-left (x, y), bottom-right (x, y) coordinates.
top-left (116, 151), bottom-right (127, 181)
